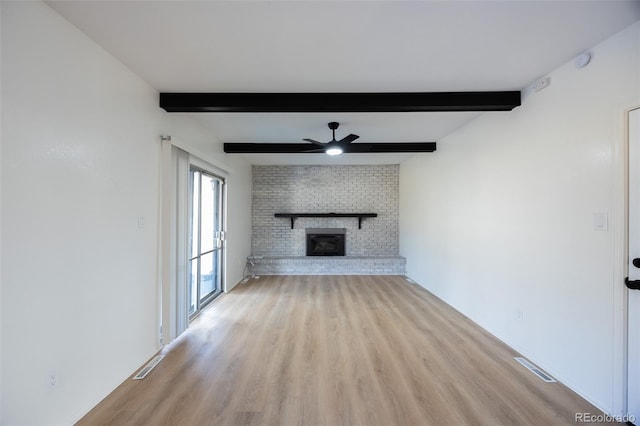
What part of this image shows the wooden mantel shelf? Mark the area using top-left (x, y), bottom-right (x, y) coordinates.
top-left (274, 213), bottom-right (377, 229)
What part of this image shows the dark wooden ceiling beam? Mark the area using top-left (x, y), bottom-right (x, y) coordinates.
top-left (160, 92), bottom-right (520, 113)
top-left (223, 142), bottom-right (436, 154)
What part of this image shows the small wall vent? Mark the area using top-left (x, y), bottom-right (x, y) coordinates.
top-left (514, 357), bottom-right (556, 383)
top-left (132, 355), bottom-right (164, 380)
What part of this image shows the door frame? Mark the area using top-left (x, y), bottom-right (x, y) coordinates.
top-left (188, 155), bottom-right (229, 293)
top-left (187, 163), bottom-right (226, 319)
top-left (623, 105), bottom-right (640, 421)
top-left (612, 104), bottom-right (640, 419)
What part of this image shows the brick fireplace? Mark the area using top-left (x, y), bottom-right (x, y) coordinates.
top-left (249, 165), bottom-right (405, 275)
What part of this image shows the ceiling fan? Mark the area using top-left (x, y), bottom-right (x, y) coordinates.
top-left (303, 122), bottom-right (359, 156)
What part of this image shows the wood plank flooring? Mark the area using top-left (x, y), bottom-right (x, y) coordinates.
top-left (77, 275), bottom-right (608, 425)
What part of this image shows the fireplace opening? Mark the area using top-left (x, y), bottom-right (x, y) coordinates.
top-left (306, 228), bottom-right (346, 256)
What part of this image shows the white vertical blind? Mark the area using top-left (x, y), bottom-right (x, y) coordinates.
top-left (173, 146), bottom-right (190, 338)
top-left (160, 138), bottom-right (189, 345)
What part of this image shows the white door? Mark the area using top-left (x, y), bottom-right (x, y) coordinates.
top-left (628, 106), bottom-right (640, 422)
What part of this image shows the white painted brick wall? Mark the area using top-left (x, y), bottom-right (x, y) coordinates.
top-left (252, 165), bottom-right (399, 256)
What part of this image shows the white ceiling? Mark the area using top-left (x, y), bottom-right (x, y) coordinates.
top-left (46, 0), bottom-right (640, 165)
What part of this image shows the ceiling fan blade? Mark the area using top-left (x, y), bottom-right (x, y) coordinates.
top-left (338, 134), bottom-right (360, 144)
top-left (302, 138), bottom-right (327, 146)
top-left (300, 148), bottom-right (327, 153)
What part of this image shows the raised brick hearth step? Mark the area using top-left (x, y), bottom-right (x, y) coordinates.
top-left (247, 256), bottom-right (406, 276)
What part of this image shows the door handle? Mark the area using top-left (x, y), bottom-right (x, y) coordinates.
top-left (625, 277), bottom-right (640, 290)
top-left (633, 258), bottom-right (640, 268)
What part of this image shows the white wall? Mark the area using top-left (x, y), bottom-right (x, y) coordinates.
top-left (400, 21), bottom-right (640, 414)
top-left (0, 2), bottom-right (251, 424)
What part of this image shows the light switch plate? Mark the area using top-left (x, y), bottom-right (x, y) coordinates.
top-left (593, 212), bottom-right (608, 231)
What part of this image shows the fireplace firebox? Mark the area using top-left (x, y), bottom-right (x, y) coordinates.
top-left (306, 228), bottom-right (346, 256)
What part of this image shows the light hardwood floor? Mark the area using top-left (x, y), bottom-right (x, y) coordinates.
top-left (78, 275), bottom-right (608, 425)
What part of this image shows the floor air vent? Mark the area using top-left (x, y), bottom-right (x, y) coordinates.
top-left (132, 355), bottom-right (164, 380)
top-left (514, 357), bottom-right (556, 383)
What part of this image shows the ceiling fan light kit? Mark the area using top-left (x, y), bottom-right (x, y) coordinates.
top-left (301, 122), bottom-right (359, 156)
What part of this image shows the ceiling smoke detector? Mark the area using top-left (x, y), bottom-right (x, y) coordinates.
top-left (574, 52), bottom-right (592, 68)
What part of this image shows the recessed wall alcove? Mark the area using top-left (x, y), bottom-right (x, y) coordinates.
top-left (250, 165), bottom-right (405, 275)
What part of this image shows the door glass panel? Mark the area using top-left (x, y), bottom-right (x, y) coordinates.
top-left (190, 172), bottom-right (200, 258)
top-left (188, 258), bottom-right (198, 316)
top-left (212, 178), bottom-right (221, 245)
top-left (200, 174), bottom-right (215, 254)
top-left (214, 249), bottom-right (222, 292)
top-left (199, 251), bottom-right (215, 299)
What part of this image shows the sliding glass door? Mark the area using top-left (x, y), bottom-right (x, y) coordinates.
top-left (188, 167), bottom-right (224, 317)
